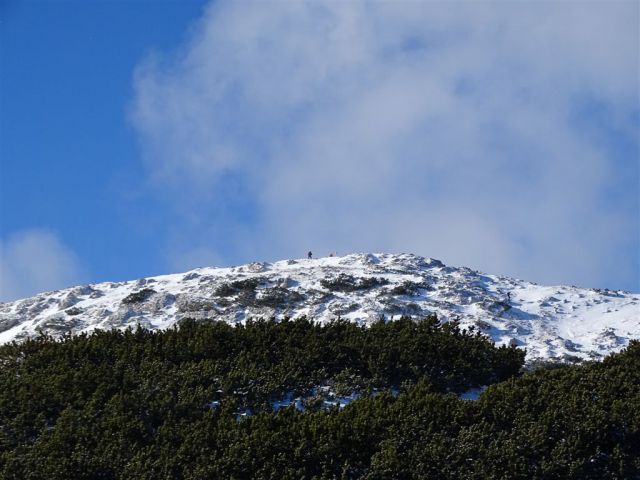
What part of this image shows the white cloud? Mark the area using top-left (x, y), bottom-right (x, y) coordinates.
top-left (0, 230), bottom-right (85, 302)
top-left (132, 1), bottom-right (639, 290)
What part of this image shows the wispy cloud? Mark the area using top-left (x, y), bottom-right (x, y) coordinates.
top-left (0, 230), bottom-right (85, 302)
top-left (132, 1), bottom-right (639, 290)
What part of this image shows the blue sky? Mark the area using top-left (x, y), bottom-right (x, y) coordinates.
top-left (1, 0), bottom-right (639, 301)
top-left (1, 0), bottom-right (209, 298)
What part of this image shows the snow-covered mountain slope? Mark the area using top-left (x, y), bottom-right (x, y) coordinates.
top-left (0, 253), bottom-right (638, 363)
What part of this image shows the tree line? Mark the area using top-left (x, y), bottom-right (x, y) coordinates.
top-left (0, 316), bottom-right (637, 479)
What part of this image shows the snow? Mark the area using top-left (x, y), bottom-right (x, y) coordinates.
top-left (270, 387), bottom-right (362, 412)
top-left (0, 252), bottom-right (638, 364)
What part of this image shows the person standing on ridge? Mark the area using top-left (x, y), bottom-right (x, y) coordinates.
top-left (308, 251), bottom-right (312, 259)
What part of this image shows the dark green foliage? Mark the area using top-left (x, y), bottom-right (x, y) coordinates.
top-left (176, 298), bottom-right (215, 313)
top-left (320, 274), bottom-right (389, 292)
top-left (214, 278), bottom-right (303, 309)
top-left (0, 319), bottom-right (637, 479)
top-left (253, 287), bottom-right (304, 308)
top-left (121, 288), bottom-right (156, 304)
top-left (389, 280), bottom-right (427, 295)
top-left (214, 278), bottom-right (261, 297)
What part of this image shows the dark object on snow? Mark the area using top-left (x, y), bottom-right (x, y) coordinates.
top-left (122, 288), bottom-right (156, 304)
top-left (320, 274), bottom-right (389, 292)
top-left (308, 251), bottom-right (312, 259)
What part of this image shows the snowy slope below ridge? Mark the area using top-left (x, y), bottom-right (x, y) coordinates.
top-left (0, 253), bottom-right (638, 363)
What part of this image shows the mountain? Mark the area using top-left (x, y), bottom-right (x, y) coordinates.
top-left (1, 252), bottom-right (638, 362)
